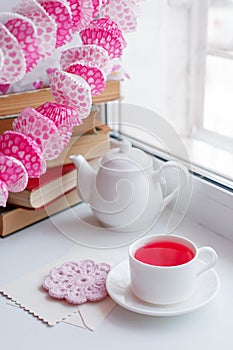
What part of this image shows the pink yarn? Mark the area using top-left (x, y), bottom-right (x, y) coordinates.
top-left (0, 153), bottom-right (28, 192)
top-left (66, 63), bottom-right (106, 96)
top-left (0, 180), bottom-right (8, 207)
top-left (43, 260), bottom-right (111, 304)
top-left (0, 131), bottom-right (46, 178)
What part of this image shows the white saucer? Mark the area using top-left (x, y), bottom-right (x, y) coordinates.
top-left (106, 260), bottom-right (220, 317)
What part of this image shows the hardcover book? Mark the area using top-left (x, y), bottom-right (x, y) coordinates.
top-left (0, 189), bottom-right (81, 237)
top-left (7, 164), bottom-right (77, 209)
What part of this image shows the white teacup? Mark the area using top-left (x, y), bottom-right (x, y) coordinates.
top-left (129, 234), bottom-right (218, 305)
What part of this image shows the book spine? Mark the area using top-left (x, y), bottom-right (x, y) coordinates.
top-left (46, 125), bottom-right (110, 168)
top-left (0, 81), bottom-right (120, 117)
top-left (0, 189), bottom-right (81, 237)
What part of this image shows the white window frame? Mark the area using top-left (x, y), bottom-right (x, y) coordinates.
top-left (186, 0), bottom-right (233, 152)
top-left (167, 0), bottom-right (210, 136)
top-left (174, 0), bottom-right (233, 187)
top-left (106, 0), bottom-right (233, 189)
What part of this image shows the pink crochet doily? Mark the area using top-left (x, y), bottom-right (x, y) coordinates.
top-left (43, 260), bottom-right (111, 305)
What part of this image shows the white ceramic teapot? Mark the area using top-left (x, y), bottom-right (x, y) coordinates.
top-left (70, 140), bottom-right (189, 232)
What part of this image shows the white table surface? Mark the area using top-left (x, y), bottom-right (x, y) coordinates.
top-left (0, 202), bottom-right (232, 350)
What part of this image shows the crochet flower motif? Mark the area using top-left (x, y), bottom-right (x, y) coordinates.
top-left (43, 260), bottom-right (111, 305)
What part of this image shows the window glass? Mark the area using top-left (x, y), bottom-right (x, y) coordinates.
top-left (114, 0), bottom-right (233, 188)
top-left (204, 0), bottom-right (233, 140)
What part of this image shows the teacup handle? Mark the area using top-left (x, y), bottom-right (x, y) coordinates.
top-left (155, 161), bottom-right (190, 208)
top-left (196, 247), bottom-right (218, 277)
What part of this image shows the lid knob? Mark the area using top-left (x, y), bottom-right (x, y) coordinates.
top-left (119, 139), bottom-right (131, 154)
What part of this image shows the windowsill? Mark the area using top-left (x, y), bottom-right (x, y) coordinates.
top-left (0, 201), bottom-right (233, 349)
top-left (181, 135), bottom-right (233, 189)
top-left (110, 133), bottom-right (233, 242)
top-left (114, 125), bottom-right (233, 190)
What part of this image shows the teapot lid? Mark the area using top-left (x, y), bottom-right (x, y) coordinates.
top-left (100, 139), bottom-right (151, 171)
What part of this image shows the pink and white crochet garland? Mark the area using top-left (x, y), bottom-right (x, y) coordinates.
top-left (0, 0), bottom-right (142, 207)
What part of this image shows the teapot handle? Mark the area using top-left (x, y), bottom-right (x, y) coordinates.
top-left (154, 161), bottom-right (190, 208)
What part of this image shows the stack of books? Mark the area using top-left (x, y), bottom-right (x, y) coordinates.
top-left (0, 81), bottom-right (120, 237)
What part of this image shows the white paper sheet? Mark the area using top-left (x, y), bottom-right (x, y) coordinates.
top-left (0, 244), bottom-right (127, 330)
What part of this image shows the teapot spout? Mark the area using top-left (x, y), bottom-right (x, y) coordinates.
top-left (70, 154), bottom-right (96, 203)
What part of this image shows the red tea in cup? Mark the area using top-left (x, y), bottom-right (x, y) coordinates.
top-left (134, 240), bottom-right (195, 267)
top-left (130, 235), bottom-right (217, 304)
